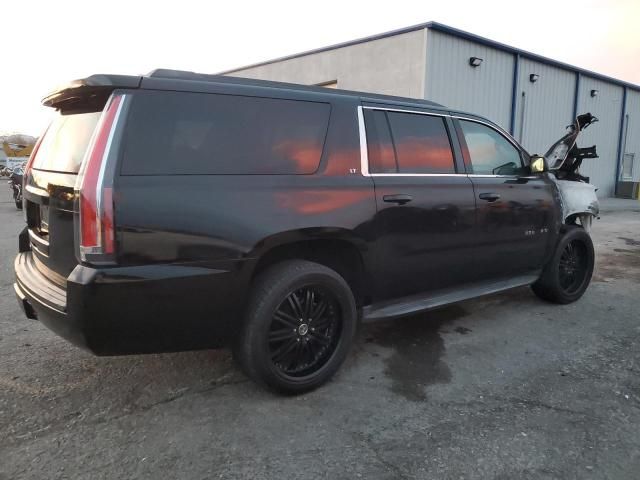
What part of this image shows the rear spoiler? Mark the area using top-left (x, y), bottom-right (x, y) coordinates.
top-left (42, 74), bottom-right (142, 109)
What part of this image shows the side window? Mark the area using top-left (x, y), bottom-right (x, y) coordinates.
top-left (458, 120), bottom-right (524, 175)
top-left (363, 109), bottom-right (455, 174)
top-left (122, 91), bottom-right (330, 175)
top-left (387, 112), bottom-right (455, 174)
top-left (363, 109), bottom-right (396, 173)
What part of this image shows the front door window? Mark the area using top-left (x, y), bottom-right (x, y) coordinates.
top-left (458, 120), bottom-right (524, 176)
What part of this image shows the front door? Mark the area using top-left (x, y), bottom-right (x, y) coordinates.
top-left (454, 117), bottom-right (558, 280)
top-left (362, 106), bottom-right (477, 302)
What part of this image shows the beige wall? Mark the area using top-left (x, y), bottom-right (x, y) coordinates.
top-left (225, 29), bottom-right (427, 99)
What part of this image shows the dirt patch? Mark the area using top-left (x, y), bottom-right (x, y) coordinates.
top-left (364, 305), bottom-right (468, 401)
top-left (593, 246), bottom-right (640, 283)
top-left (619, 237), bottom-right (640, 247)
top-left (454, 326), bottom-right (472, 334)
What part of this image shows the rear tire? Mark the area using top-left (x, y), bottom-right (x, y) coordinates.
top-left (532, 226), bottom-right (594, 304)
top-left (15, 200), bottom-right (22, 210)
top-left (233, 260), bottom-right (357, 394)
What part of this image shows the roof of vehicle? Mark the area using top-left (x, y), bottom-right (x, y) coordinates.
top-left (42, 69), bottom-right (448, 112)
top-left (148, 68), bottom-right (447, 108)
top-left (42, 69), bottom-right (508, 136)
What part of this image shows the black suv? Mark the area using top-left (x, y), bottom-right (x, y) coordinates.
top-left (14, 70), bottom-right (597, 393)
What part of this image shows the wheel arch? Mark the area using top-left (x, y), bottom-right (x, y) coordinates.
top-left (248, 229), bottom-right (371, 307)
top-left (564, 211), bottom-right (596, 232)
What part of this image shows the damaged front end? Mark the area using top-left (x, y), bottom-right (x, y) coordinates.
top-left (544, 113), bottom-right (600, 230)
top-left (554, 180), bottom-right (599, 232)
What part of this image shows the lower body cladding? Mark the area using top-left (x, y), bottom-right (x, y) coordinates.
top-left (14, 252), bottom-right (249, 355)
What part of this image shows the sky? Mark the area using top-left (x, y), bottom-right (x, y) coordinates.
top-left (3, 0), bottom-right (639, 136)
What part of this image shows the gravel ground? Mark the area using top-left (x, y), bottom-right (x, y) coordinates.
top-left (1, 187), bottom-right (639, 479)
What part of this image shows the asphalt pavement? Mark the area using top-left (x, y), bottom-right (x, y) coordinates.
top-left (1, 187), bottom-right (639, 479)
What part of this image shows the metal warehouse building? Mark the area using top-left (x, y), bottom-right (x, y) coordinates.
top-left (223, 22), bottom-right (640, 197)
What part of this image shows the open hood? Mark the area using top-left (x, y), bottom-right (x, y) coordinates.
top-left (544, 113), bottom-right (599, 171)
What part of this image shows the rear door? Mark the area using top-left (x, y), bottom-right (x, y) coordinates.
top-left (362, 105), bottom-right (477, 302)
top-left (23, 108), bottom-right (103, 283)
top-left (453, 116), bottom-right (557, 280)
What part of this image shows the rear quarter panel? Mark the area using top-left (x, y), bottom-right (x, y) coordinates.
top-left (108, 96), bottom-right (375, 350)
top-left (114, 97), bottom-right (376, 271)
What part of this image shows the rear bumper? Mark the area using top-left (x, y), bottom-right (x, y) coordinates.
top-left (14, 253), bottom-right (90, 348)
top-left (14, 251), bottom-right (248, 355)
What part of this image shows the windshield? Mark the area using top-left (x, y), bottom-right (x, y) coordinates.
top-left (32, 111), bottom-right (101, 173)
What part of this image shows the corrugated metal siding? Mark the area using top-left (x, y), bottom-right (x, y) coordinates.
top-left (577, 77), bottom-right (624, 196)
top-left (227, 29), bottom-right (427, 99)
top-left (425, 30), bottom-right (514, 130)
top-left (514, 59), bottom-right (576, 155)
top-left (623, 90), bottom-right (640, 182)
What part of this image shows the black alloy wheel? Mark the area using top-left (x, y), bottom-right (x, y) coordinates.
top-left (532, 225), bottom-right (595, 304)
top-left (558, 240), bottom-right (589, 294)
top-left (234, 260), bottom-right (357, 394)
top-left (268, 286), bottom-right (342, 378)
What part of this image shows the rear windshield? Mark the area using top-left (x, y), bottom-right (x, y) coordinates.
top-left (121, 91), bottom-right (331, 175)
top-left (32, 111), bottom-right (101, 173)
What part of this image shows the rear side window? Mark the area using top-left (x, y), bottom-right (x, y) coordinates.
top-left (32, 111), bottom-right (101, 173)
top-left (364, 109), bottom-right (455, 174)
top-left (121, 91), bottom-right (331, 175)
top-left (363, 110), bottom-right (396, 173)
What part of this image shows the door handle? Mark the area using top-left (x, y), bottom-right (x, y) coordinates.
top-left (383, 194), bottom-right (413, 205)
top-left (479, 192), bottom-right (501, 202)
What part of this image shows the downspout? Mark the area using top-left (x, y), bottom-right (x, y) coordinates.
top-left (614, 86), bottom-right (628, 196)
top-left (519, 92), bottom-right (527, 144)
top-left (509, 53), bottom-right (520, 135)
top-left (572, 72), bottom-right (580, 120)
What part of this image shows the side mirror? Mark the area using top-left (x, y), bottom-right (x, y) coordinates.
top-left (530, 155), bottom-right (548, 174)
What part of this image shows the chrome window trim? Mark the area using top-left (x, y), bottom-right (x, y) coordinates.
top-left (369, 173), bottom-right (463, 177)
top-left (358, 105), bottom-right (461, 178)
top-left (362, 105), bottom-right (449, 117)
top-left (467, 174), bottom-right (519, 178)
top-left (357, 106), bottom-right (370, 176)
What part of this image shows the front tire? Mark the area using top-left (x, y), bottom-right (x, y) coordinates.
top-left (532, 226), bottom-right (594, 304)
top-left (234, 260), bottom-right (357, 394)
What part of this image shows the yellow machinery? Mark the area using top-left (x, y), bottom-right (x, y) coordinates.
top-left (2, 140), bottom-right (34, 158)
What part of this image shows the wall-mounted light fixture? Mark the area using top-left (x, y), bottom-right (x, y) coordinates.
top-left (591, 89), bottom-right (599, 97)
top-left (529, 74), bottom-right (540, 83)
top-left (469, 57), bottom-right (483, 67)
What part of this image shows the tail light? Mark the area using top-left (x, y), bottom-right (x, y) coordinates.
top-left (76, 94), bottom-right (125, 263)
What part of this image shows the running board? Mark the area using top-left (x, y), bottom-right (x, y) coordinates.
top-left (362, 273), bottom-right (540, 322)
